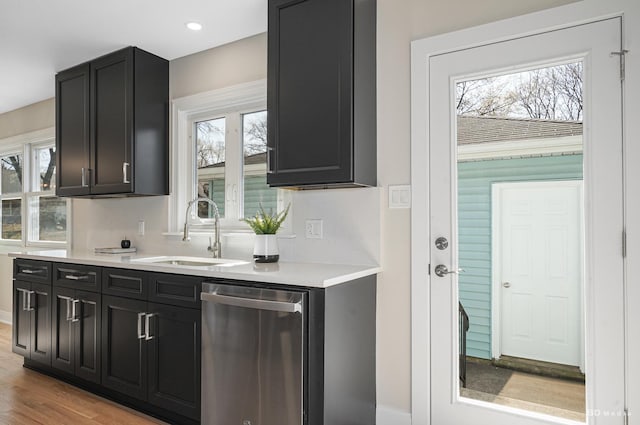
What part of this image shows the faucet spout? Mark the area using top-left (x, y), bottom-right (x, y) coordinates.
top-left (183, 197), bottom-right (222, 258)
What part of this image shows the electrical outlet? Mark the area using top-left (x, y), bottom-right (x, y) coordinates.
top-left (305, 219), bottom-right (323, 239)
top-left (138, 220), bottom-right (145, 236)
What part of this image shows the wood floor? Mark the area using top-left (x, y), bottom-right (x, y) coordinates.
top-left (0, 323), bottom-right (167, 425)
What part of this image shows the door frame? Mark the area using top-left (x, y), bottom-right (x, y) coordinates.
top-left (410, 2), bottom-right (638, 424)
top-left (491, 180), bottom-right (585, 372)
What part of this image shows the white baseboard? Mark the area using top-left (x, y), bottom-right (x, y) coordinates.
top-left (0, 309), bottom-right (11, 325)
top-left (377, 405), bottom-right (412, 425)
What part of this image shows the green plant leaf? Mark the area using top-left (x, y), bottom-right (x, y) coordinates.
top-left (243, 203), bottom-right (290, 234)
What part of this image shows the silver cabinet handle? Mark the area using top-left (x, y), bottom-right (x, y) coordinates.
top-left (201, 292), bottom-right (302, 313)
top-left (81, 167), bottom-right (89, 187)
top-left (64, 274), bottom-right (89, 281)
top-left (21, 268), bottom-right (44, 275)
top-left (26, 290), bottom-right (34, 311)
top-left (18, 288), bottom-right (34, 311)
top-left (123, 162), bottom-right (130, 184)
top-left (137, 312), bottom-right (146, 339)
top-left (144, 313), bottom-right (155, 341)
top-left (266, 147), bottom-right (274, 174)
top-left (56, 295), bottom-right (74, 320)
top-left (71, 299), bottom-right (80, 322)
top-left (65, 297), bottom-right (73, 321)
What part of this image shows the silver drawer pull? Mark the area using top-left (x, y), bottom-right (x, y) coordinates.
top-left (22, 269), bottom-right (44, 275)
top-left (64, 274), bottom-right (89, 281)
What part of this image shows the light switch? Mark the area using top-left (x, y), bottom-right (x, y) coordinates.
top-left (388, 185), bottom-right (411, 209)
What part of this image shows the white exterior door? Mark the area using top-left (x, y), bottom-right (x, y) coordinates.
top-left (494, 181), bottom-right (583, 367)
top-left (412, 17), bottom-right (625, 425)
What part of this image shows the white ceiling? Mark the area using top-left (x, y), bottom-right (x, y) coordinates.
top-left (0, 0), bottom-right (267, 114)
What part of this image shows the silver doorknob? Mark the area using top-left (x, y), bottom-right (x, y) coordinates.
top-left (434, 264), bottom-right (464, 277)
top-left (435, 237), bottom-right (449, 250)
top-left (503, 282), bottom-right (511, 288)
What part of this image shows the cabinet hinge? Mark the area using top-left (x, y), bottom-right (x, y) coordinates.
top-left (623, 229), bottom-right (627, 258)
top-left (611, 50), bottom-right (629, 81)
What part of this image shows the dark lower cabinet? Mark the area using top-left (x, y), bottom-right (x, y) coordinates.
top-left (52, 286), bottom-right (101, 383)
top-left (12, 280), bottom-right (51, 365)
top-left (101, 295), bottom-right (148, 399)
top-left (102, 295), bottom-right (201, 421)
top-left (147, 303), bottom-right (201, 420)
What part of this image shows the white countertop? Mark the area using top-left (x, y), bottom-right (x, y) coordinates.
top-left (9, 250), bottom-right (381, 288)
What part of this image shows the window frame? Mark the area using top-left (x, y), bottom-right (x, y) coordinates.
top-left (0, 127), bottom-right (71, 248)
top-left (169, 79), bottom-right (291, 235)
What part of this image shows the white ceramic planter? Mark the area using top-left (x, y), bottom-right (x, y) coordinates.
top-left (253, 234), bottom-right (279, 263)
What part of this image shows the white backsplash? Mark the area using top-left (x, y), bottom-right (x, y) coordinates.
top-left (72, 187), bottom-right (380, 266)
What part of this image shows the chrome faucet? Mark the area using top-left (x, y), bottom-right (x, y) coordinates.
top-left (183, 197), bottom-right (222, 258)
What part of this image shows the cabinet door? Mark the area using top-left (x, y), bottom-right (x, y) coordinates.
top-left (12, 280), bottom-right (31, 357)
top-left (52, 286), bottom-right (75, 374)
top-left (75, 290), bottom-right (101, 384)
top-left (30, 282), bottom-right (52, 365)
top-left (101, 295), bottom-right (147, 400)
top-left (90, 48), bottom-right (134, 195)
top-left (147, 303), bottom-right (201, 420)
top-left (56, 63), bottom-right (91, 196)
top-left (267, 0), bottom-right (354, 186)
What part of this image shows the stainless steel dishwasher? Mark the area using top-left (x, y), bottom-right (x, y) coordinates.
top-left (201, 282), bottom-right (305, 425)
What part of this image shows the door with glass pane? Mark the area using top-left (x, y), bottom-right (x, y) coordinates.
top-left (427, 18), bottom-right (624, 424)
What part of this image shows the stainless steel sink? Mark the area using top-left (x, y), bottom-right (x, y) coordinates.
top-left (132, 256), bottom-right (248, 267)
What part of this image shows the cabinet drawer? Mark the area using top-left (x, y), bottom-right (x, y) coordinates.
top-left (149, 273), bottom-right (202, 309)
top-left (102, 268), bottom-right (147, 300)
top-left (14, 259), bottom-right (52, 284)
top-left (54, 263), bottom-right (100, 292)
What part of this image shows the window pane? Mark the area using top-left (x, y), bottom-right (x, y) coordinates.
top-left (196, 118), bottom-right (225, 218)
top-left (30, 196), bottom-right (67, 242)
top-left (2, 198), bottom-right (21, 240)
top-left (1, 155), bottom-right (23, 194)
top-left (36, 146), bottom-right (56, 191)
top-left (242, 111), bottom-right (277, 217)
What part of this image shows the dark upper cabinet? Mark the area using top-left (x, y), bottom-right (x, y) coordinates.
top-left (267, 0), bottom-right (376, 188)
top-left (55, 46), bottom-right (169, 197)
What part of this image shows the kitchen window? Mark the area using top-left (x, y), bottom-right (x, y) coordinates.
top-left (171, 80), bottom-right (290, 234)
top-left (0, 131), bottom-right (70, 246)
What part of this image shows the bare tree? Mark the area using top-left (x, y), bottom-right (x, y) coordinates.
top-left (456, 78), bottom-right (515, 116)
top-left (41, 148), bottom-right (55, 189)
top-left (243, 117), bottom-right (268, 155)
top-left (196, 120), bottom-right (225, 167)
top-left (456, 62), bottom-right (583, 121)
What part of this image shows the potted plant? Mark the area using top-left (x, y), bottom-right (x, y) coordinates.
top-left (243, 204), bottom-right (290, 263)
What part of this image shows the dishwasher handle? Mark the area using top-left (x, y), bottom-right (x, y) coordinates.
top-left (201, 291), bottom-right (302, 314)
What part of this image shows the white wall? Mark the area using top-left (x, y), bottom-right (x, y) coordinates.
top-left (0, 0), bottom-right (579, 417)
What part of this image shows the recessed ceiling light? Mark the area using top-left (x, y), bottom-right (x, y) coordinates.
top-left (186, 22), bottom-right (203, 31)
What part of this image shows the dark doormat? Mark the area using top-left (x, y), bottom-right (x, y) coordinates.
top-left (465, 361), bottom-right (512, 395)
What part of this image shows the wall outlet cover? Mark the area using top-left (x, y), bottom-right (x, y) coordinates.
top-left (305, 219), bottom-right (323, 239)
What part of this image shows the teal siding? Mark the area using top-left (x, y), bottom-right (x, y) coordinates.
top-left (244, 175), bottom-right (277, 217)
top-left (458, 154), bottom-right (583, 359)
